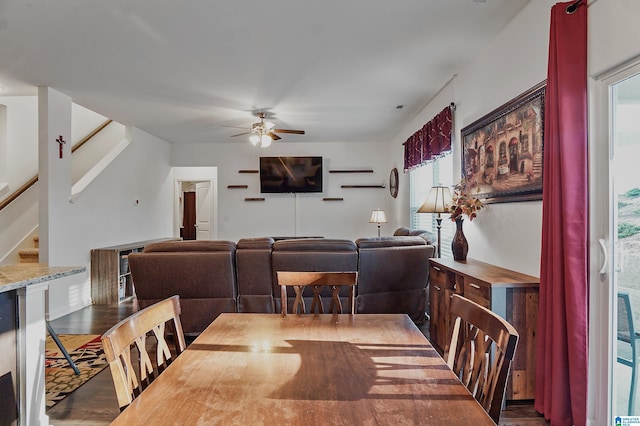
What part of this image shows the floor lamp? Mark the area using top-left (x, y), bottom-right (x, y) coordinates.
top-left (417, 186), bottom-right (452, 258)
top-left (369, 209), bottom-right (388, 237)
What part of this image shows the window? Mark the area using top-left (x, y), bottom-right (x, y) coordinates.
top-left (409, 153), bottom-right (454, 257)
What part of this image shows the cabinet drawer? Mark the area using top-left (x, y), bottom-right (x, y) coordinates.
top-left (463, 277), bottom-right (490, 308)
top-left (429, 264), bottom-right (447, 287)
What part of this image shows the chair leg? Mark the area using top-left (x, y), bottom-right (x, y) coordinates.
top-left (281, 285), bottom-right (287, 317)
top-left (630, 361), bottom-right (637, 415)
top-left (46, 321), bottom-right (80, 375)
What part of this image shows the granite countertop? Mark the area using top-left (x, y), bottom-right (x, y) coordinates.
top-left (0, 264), bottom-right (86, 293)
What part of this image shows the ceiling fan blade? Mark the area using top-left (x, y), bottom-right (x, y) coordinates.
top-left (267, 132), bottom-right (281, 141)
top-left (230, 131), bottom-right (252, 137)
top-left (272, 128), bottom-right (305, 135)
top-left (221, 124), bottom-right (252, 130)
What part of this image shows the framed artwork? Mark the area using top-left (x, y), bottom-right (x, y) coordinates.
top-left (461, 81), bottom-right (545, 203)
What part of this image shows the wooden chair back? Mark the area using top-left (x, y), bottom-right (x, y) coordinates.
top-left (101, 295), bottom-right (186, 410)
top-left (445, 294), bottom-right (518, 424)
top-left (277, 271), bottom-right (357, 316)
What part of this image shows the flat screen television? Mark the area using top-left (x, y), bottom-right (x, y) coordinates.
top-left (259, 156), bottom-right (323, 193)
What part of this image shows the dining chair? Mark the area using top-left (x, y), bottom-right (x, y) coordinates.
top-left (101, 295), bottom-right (186, 411)
top-left (617, 292), bottom-right (640, 415)
top-left (277, 271), bottom-right (357, 316)
top-left (445, 294), bottom-right (519, 424)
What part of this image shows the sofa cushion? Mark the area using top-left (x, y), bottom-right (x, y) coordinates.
top-left (237, 237), bottom-right (274, 250)
top-left (393, 227), bottom-right (411, 236)
top-left (272, 238), bottom-right (358, 313)
top-left (236, 237), bottom-right (275, 313)
top-left (355, 236), bottom-right (426, 248)
top-left (273, 238), bottom-right (356, 252)
top-left (355, 237), bottom-right (435, 324)
top-left (129, 240), bottom-right (238, 335)
top-left (143, 240), bottom-right (237, 253)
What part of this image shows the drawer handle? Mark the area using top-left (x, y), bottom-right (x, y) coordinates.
top-left (432, 266), bottom-right (441, 272)
top-left (469, 283), bottom-right (481, 289)
top-left (434, 285), bottom-right (441, 291)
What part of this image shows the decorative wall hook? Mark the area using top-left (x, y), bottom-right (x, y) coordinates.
top-left (56, 135), bottom-right (66, 158)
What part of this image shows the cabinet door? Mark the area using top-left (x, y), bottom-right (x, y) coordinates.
top-left (429, 281), bottom-right (448, 354)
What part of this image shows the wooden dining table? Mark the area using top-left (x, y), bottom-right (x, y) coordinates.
top-left (110, 313), bottom-right (495, 425)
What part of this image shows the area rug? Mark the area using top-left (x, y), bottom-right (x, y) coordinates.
top-left (45, 334), bottom-right (108, 408)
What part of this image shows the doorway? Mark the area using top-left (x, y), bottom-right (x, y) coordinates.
top-left (172, 167), bottom-right (217, 241)
top-left (590, 60), bottom-right (640, 424)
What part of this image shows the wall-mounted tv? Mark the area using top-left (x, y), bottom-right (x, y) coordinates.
top-left (260, 156), bottom-right (323, 193)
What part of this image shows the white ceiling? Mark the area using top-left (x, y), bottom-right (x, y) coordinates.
top-left (0, 0), bottom-right (531, 145)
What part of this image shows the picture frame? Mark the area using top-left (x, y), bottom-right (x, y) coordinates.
top-left (461, 81), bottom-right (546, 203)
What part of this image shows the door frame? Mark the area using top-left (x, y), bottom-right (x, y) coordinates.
top-left (588, 56), bottom-right (640, 426)
top-left (172, 167), bottom-right (217, 240)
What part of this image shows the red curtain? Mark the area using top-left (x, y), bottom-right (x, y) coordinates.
top-left (535, 2), bottom-right (588, 425)
top-left (403, 105), bottom-right (452, 171)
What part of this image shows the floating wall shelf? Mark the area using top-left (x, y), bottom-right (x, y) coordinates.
top-left (322, 197), bottom-right (344, 201)
top-left (227, 185), bottom-right (248, 189)
top-left (244, 197), bottom-right (265, 201)
top-left (329, 169), bottom-right (374, 174)
top-left (341, 185), bottom-right (385, 188)
top-left (238, 169), bottom-right (259, 174)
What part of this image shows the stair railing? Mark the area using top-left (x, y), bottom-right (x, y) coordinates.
top-left (0, 119), bottom-right (112, 213)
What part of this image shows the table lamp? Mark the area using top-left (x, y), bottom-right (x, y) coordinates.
top-left (369, 209), bottom-right (388, 237)
top-left (417, 185), bottom-right (452, 257)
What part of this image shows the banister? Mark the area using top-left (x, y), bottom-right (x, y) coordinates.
top-left (72, 119), bottom-right (112, 153)
top-left (0, 119), bottom-right (113, 212)
top-left (0, 175), bottom-right (38, 211)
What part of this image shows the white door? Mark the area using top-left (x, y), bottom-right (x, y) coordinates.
top-left (195, 181), bottom-right (211, 240)
top-left (590, 62), bottom-right (640, 424)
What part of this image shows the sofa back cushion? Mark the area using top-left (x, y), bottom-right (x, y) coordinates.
top-left (143, 240), bottom-right (236, 253)
top-left (236, 237), bottom-right (275, 313)
top-left (355, 236), bottom-right (435, 323)
top-left (129, 240), bottom-right (237, 335)
top-left (272, 238), bottom-right (358, 271)
top-left (272, 238), bottom-right (358, 312)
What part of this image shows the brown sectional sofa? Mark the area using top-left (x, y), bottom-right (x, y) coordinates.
top-left (128, 236), bottom-right (435, 335)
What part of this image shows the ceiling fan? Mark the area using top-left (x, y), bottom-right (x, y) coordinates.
top-left (227, 112), bottom-right (305, 148)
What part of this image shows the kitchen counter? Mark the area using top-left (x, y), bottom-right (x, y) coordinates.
top-left (0, 263), bottom-right (85, 426)
top-left (0, 264), bottom-right (85, 293)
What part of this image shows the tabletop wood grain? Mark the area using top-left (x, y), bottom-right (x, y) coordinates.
top-left (110, 313), bottom-right (495, 425)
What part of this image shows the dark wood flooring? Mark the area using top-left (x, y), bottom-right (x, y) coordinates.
top-left (47, 302), bottom-right (549, 425)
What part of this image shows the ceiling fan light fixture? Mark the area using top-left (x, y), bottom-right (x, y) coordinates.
top-left (249, 134), bottom-right (260, 145)
top-left (264, 121), bottom-right (275, 130)
top-left (260, 134), bottom-right (272, 148)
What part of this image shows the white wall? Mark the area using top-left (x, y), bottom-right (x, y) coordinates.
top-left (0, 96), bottom-right (39, 192)
top-left (390, 0), bottom-right (640, 274)
top-left (47, 126), bottom-right (174, 318)
top-left (391, 0), bottom-right (556, 277)
top-left (171, 141), bottom-right (397, 241)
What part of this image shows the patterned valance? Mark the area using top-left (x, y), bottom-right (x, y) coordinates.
top-left (403, 105), bottom-right (453, 171)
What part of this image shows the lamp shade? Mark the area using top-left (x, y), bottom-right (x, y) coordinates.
top-left (260, 134), bottom-right (272, 148)
top-left (417, 186), bottom-right (453, 214)
top-left (369, 209), bottom-right (388, 224)
top-left (249, 134), bottom-right (260, 146)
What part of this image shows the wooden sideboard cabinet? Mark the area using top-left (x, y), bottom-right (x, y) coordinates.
top-left (91, 238), bottom-right (177, 305)
top-left (428, 257), bottom-right (539, 401)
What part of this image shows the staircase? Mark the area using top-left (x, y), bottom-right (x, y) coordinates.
top-left (19, 235), bottom-right (39, 263)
